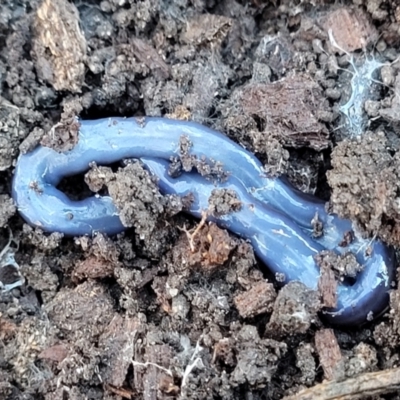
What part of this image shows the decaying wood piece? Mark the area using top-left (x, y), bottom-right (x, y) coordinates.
top-left (33, 0), bottom-right (87, 92)
top-left (283, 367), bottom-right (400, 400)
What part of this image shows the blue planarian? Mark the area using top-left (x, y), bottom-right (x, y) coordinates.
top-left (12, 117), bottom-right (396, 326)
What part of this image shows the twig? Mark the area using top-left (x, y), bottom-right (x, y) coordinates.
top-left (283, 367), bottom-right (400, 400)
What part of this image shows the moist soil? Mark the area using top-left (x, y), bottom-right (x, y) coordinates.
top-left (2, 1), bottom-right (400, 399)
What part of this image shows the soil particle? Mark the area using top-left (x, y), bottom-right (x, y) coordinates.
top-left (171, 221), bottom-right (238, 275)
top-left (366, 0), bottom-right (390, 21)
top-left (129, 37), bottom-right (170, 80)
top-left (181, 14), bottom-right (232, 46)
top-left (133, 341), bottom-right (178, 399)
top-left (2, 316), bottom-right (57, 389)
top-left (373, 280), bottom-right (400, 348)
top-left (19, 127), bottom-right (45, 155)
top-left (311, 211), bottom-right (324, 237)
top-left (295, 342), bottom-right (316, 385)
top-left (380, 72), bottom-right (400, 126)
top-left (72, 232), bottom-right (121, 282)
top-left (0, 103), bottom-right (30, 171)
top-left (260, 136), bottom-right (290, 178)
top-left (45, 280), bottom-right (115, 344)
top-left (321, 251), bottom-right (363, 279)
top-left (266, 281), bottom-right (322, 337)
top-left (115, 261), bottom-right (160, 316)
top-left (177, 135), bottom-right (229, 181)
top-left (20, 254), bottom-right (59, 303)
top-left (40, 97), bottom-right (82, 151)
top-left (254, 35), bottom-right (294, 77)
top-left (0, 194), bottom-right (16, 228)
top-left (37, 343), bottom-right (69, 365)
top-left (231, 325), bottom-right (287, 388)
top-left (239, 75), bottom-right (330, 151)
top-left (328, 130), bottom-right (400, 245)
top-left (381, 65), bottom-right (396, 86)
top-left (320, 7), bottom-right (378, 53)
top-left (99, 314), bottom-right (141, 388)
top-left (0, 264), bottom-right (21, 292)
top-left (28, 282), bottom-right (124, 392)
top-left (85, 161), bottom-right (182, 248)
top-left (208, 188), bottom-right (242, 217)
top-left (345, 342), bottom-right (378, 378)
top-left (184, 63), bottom-right (234, 122)
top-left (234, 280), bottom-right (276, 318)
top-left (365, 99), bottom-right (381, 118)
top-left (21, 224), bottom-right (63, 252)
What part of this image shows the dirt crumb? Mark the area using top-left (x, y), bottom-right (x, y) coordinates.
top-left (315, 250), bottom-right (364, 308)
top-left (320, 7), bottom-right (378, 53)
top-left (0, 194), bottom-right (15, 228)
top-left (226, 242), bottom-right (258, 290)
top-left (133, 343), bottom-right (177, 399)
top-left (295, 343), bottom-right (316, 385)
top-left (213, 338), bottom-right (235, 367)
top-left (266, 281), bottom-right (321, 336)
top-left (20, 254), bottom-right (59, 303)
top-left (231, 325), bottom-right (287, 388)
top-left (380, 72), bottom-right (400, 125)
top-left (84, 163), bottom-right (115, 192)
top-left (260, 136), bottom-right (290, 178)
top-left (234, 281), bottom-right (276, 318)
top-left (22, 224), bottom-right (63, 251)
top-left (182, 14), bottom-right (232, 46)
top-left (317, 250), bottom-right (363, 279)
top-left (177, 135), bottom-right (229, 181)
top-left (0, 104), bottom-right (24, 171)
top-left (346, 342), bottom-right (378, 378)
top-left (253, 35), bottom-right (293, 77)
top-left (72, 232), bottom-right (121, 282)
top-left (177, 221), bottom-right (238, 274)
top-left (208, 188), bottom-right (242, 217)
top-left (19, 127), bottom-right (44, 154)
top-left (2, 316), bottom-right (57, 389)
top-left (40, 97), bottom-right (82, 151)
top-left (127, 37), bottom-right (170, 80)
top-left (85, 161), bottom-right (176, 243)
top-left (38, 343), bottom-right (69, 364)
top-left (327, 131), bottom-right (400, 245)
top-left (99, 314), bottom-right (142, 387)
top-left (374, 280), bottom-right (400, 348)
top-left (240, 75), bottom-right (330, 151)
top-left (0, 315), bottom-right (17, 341)
top-left (45, 280), bottom-right (114, 343)
top-left (32, 0), bottom-right (87, 92)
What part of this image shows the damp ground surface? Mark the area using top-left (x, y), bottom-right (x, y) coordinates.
top-left (2, 0), bottom-right (400, 399)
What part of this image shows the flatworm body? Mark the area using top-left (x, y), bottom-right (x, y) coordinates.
top-left (12, 117), bottom-right (396, 326)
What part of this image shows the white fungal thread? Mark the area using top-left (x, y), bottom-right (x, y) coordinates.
top-left (328, 30), bottom-right (385, 137)
top-left (339, 57), bottom-right (384, 137)
top-left (0, 231), bottom-right (23, 292)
